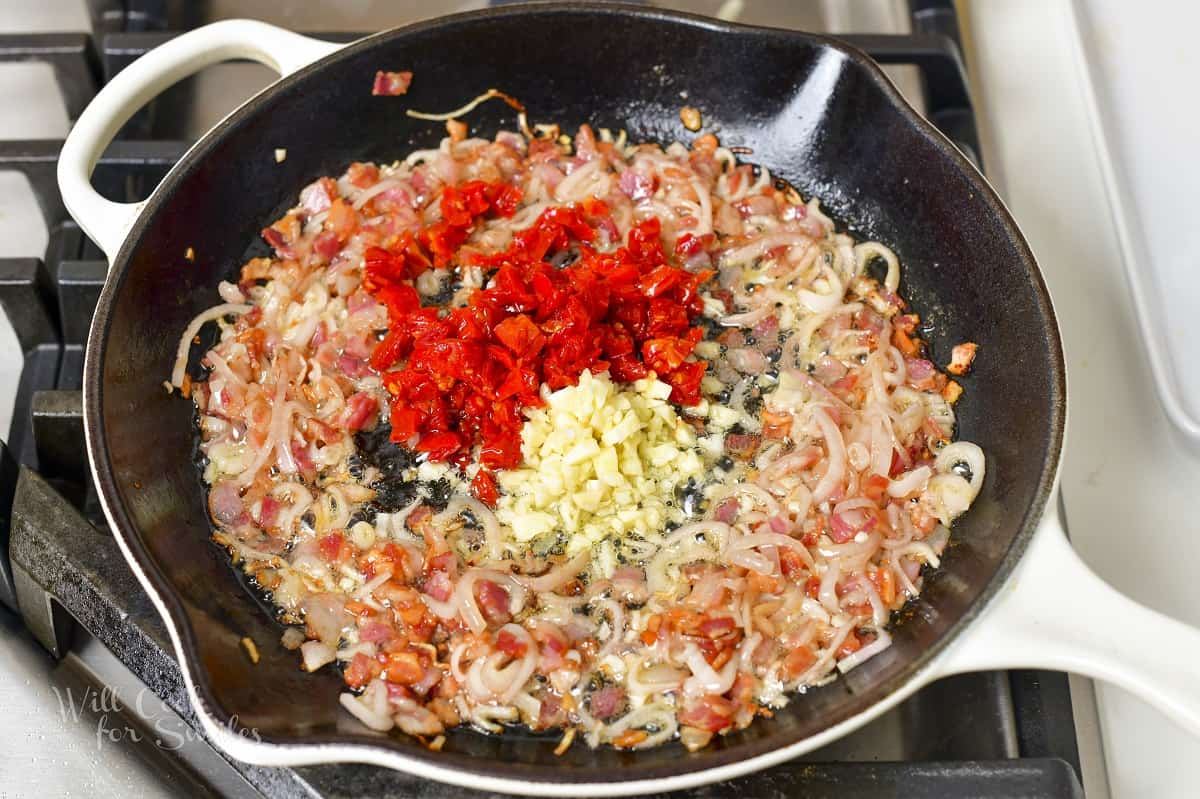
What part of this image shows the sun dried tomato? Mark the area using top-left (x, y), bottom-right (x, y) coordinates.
top-left (364, 235), bottom-right (431, 288)
top-left (608, 352), bottom-right (651, 382)
top-left (495, 366), bottom-right (539, 400)
top-left (372, 283), bottom-right (420, 327)
top-left (415, 431), bottom-right (463, 460)
top-left (470, 470), bottom-right (499, 506)
top-left (369, 327), bottom-right (411, 372)
top-left (419, 181), bottom-right (523, 267)
top-left (660, 359), bottom-right (707, 406)
top-left (645, 297), bottom-right (690, 338)
top-left (638, 264), bottom-right (685, 297)
top-left (642, 337), bottom-right (691, 374)
top-left (388, 405), bottom-right (421, 440)
top-left (673, 231), bottom-right (713, 258)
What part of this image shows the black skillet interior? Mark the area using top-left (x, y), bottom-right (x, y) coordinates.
top-left (86, 3), bottom-right (1064, 786)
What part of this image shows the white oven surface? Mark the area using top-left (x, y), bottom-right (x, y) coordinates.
top-left (964, 2), bottom-right (1200, 797)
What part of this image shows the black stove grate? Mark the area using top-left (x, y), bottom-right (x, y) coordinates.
top-left (0, 2), bottom-right (1084, 796)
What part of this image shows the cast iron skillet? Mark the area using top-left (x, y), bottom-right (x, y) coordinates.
top-left (63, 3), bottom-right (1077, 794)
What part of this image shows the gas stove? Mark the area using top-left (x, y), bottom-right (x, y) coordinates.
top-left (0, 2), bottom-right (1098, 796)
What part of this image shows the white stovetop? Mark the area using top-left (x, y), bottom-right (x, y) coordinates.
top-left (0, 0), bottom-right (1196, 796)
top-left (963, 1), bottom-right (1200, 797)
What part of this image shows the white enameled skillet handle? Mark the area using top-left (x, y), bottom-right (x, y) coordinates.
top-left (57, 19), bottom-right (343, 260)
top-left (933, 501), bottom-right (1200, 736)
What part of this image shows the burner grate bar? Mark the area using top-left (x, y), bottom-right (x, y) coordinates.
top-left (0, 33), bottom-right (101, 121)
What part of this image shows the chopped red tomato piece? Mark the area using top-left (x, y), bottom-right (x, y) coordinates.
top-left (673, 232), bottom-right (713, 258)
top-left (415, 431), bottom-right (463, 461)
top-left (493, 314), bottom-right (545, 357)
top-left (470, 470), bottom-right (499, 505)
top-left (421, 181), bottom-right (524, 267)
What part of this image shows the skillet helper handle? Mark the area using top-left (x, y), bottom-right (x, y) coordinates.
top-left (57, 19), bottom-right (343, 260)
top-left (934, 505), bottom-right (1200, 736)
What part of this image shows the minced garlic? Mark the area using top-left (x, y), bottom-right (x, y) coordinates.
top-left (496, 371), bottom-right (705, 558)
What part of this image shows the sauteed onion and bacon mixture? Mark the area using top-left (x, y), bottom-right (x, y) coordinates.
top-left (177, 120), bottom-right (983, 752)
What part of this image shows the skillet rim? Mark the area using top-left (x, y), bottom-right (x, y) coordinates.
top-left (81, 1), bottom-right (1067, 789)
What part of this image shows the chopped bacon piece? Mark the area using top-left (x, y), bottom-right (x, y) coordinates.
top-left (678, 696), bottom-right (737, 732)
top-left (424, 549), bottom-right (455, 574)
top-left (312, 230), bottom-right (341, 261)
top-left (837, 631), bottom-right (864, 659)
top-left (336, 353), bottom-right (368, 379)
top-left (589, 685), bottom-right (626, 720)
top-left (476, 580), bottom-right (511, 625)
top-left (344, 653), bottom-right (377, 689)
top-left (698, 616), bottom-right (738, 639)
top-left (347, 162), bottom-right (379, 188)
top-left (384, 650), bottom-right (425, 684)
top-left (371, 70), bottom-right (412, 96)
top-left (260, 225), bottom-right (291, 258)
top-left (829, 510), bottom-right (876, 543)
top-left (862, 474), bottom-right (890, 504)
top-left (359, 621), bottom-right (395, 644)
top-left (620, 169), bottom-right (655, 202)
top-left (495, 628), bottom-right (528, 658)
top-left (947, 342), bottom-right (978, 376)
top-left (713, 497), bottom-right (738, 524)
top-left (257, 494), bottom-right (279, 528)
top-left (812, 356), bottom-right (848, 385)
top-left (291, 439), bottom-right (319, 475)
top-left (782, 645), bottom-right (817, 679)
top-left (725, 432), bottom-right (761, 460)
top-left (891, 313), bottom-right (921, 356)
top-left (326, 198), bottom-right (357, 239)
top-left (537, 693), bottom-right (566, 729)
top-left (779, 549), bottom-right (808, 580)
top-left (868, 568), bottom-right (897, 606)
top-left (341, 392), bottom-right (378, 432)
top-left (423, 570), bottom-right (453, 602)
top-left (538, 633), bottom-right (567, 673)
top-left (905, 357), bottom-right (947, 392)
